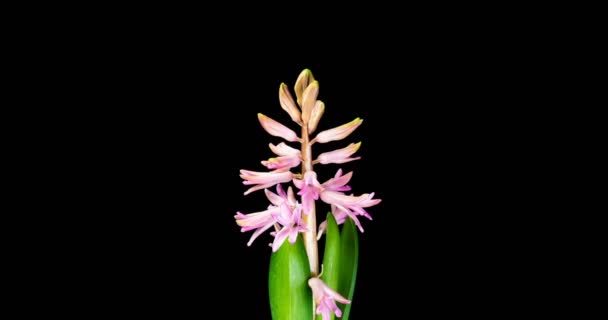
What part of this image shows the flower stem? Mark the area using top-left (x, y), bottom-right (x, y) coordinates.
top-left (301, 124), bottom-right (319, 277)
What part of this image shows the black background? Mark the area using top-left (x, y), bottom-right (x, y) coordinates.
top-left (62, 26), bottom-right (538, 318)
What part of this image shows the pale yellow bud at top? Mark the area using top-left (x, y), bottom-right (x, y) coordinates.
top-left (278, 83), bottom-right (302, 125)
top-left (294, 69), bottom-right (315, 106)
top-left (301, 81), bottom-right (319, 124)
top-left (307, 100), bottom-right (325, 134)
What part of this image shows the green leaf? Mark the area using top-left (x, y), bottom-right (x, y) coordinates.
top-left (338, 218), bottom-right (359, 320)
top-left (269, 236), bottom-right (312, 320)
top-left (318, 213), bottom-right (341, 320)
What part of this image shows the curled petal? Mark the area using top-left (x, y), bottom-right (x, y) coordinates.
top-left (320, 190), bottom-right (381, 232)
top-left (317, 220), bottom-right (327, 240)
top-left (316, 142), bottom-right (361, 165)
top-left (240, 169), bottom-right (294, 195)
top-left (294, 69), bottom-right (315, 106)
top-left (314, 118), bottom-right (363, 144)
top-left (308, 100), bottom-right (325, 134)
top-left (331, 205), bottom-right (348, 224)
top-left (279, 83), bottom-right (302, 124)
top-left (246, 223), bottom-right (274, 246)
top-left (234, 208), bottom-right (278, 246)
top-left (264, 188), bottom-right (284, 206)
top-left (321, 190), bottom-right (381, 207)
top-left (335, 204), bottom-right (365, 232)
top-left (258, 113), bottom-right (299, 142)
top-left (271, 227), bottom-right (290, 252)
top-left (272, 203), bottom-right (295, 226)
top-left (308, 277), bottom-right (351, 319)
top-left (322, 169), bottom-right (353, 192)
top-left (235, 209), bottom-right (273, 230)
top-left (301, 81), bottom-right (319, 123)
top-left (242, 183), bottom-right (274, 195)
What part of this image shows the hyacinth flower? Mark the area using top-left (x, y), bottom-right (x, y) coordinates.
top-left (235, 69), bottom-right (381, 320)
top-left (309, 277), bottom-right (351, 320)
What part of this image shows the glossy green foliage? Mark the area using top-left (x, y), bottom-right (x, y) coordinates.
top-left (338, 218), bottom-right (359, 320)
top-left (269, 236), bottom-right (312, 320)
top-left (318, 213), bottom-right (341, 320)
top-left (317, 215), bottom-right (359, 320)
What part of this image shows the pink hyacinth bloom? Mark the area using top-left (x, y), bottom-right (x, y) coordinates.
top-left (314, 118), bottom-right (363, 144)
top-left (240, 169), bottom-right (294, 195)
top-left (320, 190), bottom-right (381, 232)
top-left (330, 204), bottom-right (349, 227)
top-left (257, 113), bottom-right (300, 142)
top-left (308, 277), bottom-right (351, 320)
top-left (234, 209), bottom-right (276, 246)
top-left (262, 142), bottom-right (302, 170)
top-left (322, 169), bottom-right (353, 192)
top-left (293, 171), bottom-right (322, 215)
top-left (235, 185), bottom-right (298, 246)
top-left (265, 184), bottom-right (297, 208)
top-left (270, 203), bottom-right (307, 252)
top-left (316, 142), bottom-right (362, 165)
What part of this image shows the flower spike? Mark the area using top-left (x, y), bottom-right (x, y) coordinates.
top-left (236, 70), bottom-right (380, 319)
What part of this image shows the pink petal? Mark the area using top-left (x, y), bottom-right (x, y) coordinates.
top-left (276, 184), bottom-right (287, 198)
top-left (293, 178), bottom-right (304, 189)
top-left (322, 284), bottom-right (351, 305)
top-left (271, 227), bottom-right (290, 252)
top-left (261, 155), bottom-right (301, 170)
top-left (268, 142), bottom-right (300, 156)
top-left (317, 220), bottom-right (327, 240)
top-left (320, 190), bottom-right (364, 206)
top-left (240, 170), bottom-right (294, 194)
top-left (286, 187), bottom-right (297, 206)
top-left (322, 170), bottom-right (353, 192)
top-left (314, 118), bottom-right (363, 143)
top-left (316, 142), bottom-right (362, 165)
top-left (264, 189), bottom-right (283, 206)
top-left (247, 222), bottom-right (274, 246)
top-left (244, 183), bottom-right (274, 195)
top-left (257, 113), bottom-right (299, 142)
